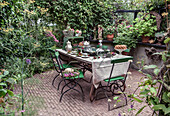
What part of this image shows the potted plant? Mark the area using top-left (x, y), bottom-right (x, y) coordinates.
top-left (104, 26), bottom-right (115, 41)
top-left (63, 24), bottom-right (75, 37)
top-left (133, 13), bottom-right (157, 43)
top-left (75, 29), bottom-right (82, 36)
top-left (114, 21), bottom-right (137, 55)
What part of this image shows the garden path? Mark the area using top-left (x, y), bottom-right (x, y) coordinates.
top-left (14, 69), bottom-right (153, 116)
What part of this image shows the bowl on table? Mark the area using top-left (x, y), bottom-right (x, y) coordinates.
top-left (71, 51), bottom-right (77, 55)
top-left (82, 53), bottom-right (88, 57)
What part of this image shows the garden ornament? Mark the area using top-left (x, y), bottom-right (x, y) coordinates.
top-left (98, 25), bottom-right (103, 40)
top-left (65, 40), bottom-right (72, 52)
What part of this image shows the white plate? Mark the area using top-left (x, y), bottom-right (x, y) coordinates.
top-left (81, 55), bottom-right (89, 58)
top-left (70, 52), bottom-right (77, 55)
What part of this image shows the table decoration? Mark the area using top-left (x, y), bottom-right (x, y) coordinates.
top-left (97, 25), bottom-right (103, 40)
top-left (63, 24), bottom-right (74, 37)
top-left (96, 40), bottom-right (104, 57)
top-left (75, 30), bottom-right (82, 36)
top-left (70, 51), bottom-right (77, 55)
top-left (62, 68), bottom-right (80, 79)
top-left (79, 41), bottom-right (84, 46)
top-left (65, 40), bottom-right (72, 52)
top-left (93, 27), bottom-right (97, 40)
top-left (81, 53), bottom-right (89, 58)
top-left (114, 45), bottom-right (127, 55)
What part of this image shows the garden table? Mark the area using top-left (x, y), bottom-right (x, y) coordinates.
top-left (55, 49), bottom-right (131, 101)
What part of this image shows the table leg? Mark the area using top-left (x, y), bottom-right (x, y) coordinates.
top-left (90, 84), bottom-right (96, 102)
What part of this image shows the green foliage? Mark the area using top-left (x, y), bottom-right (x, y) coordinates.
top-left (114, 21), bottom-right (137, 49)
top-left (0, 70), bottom-right (15, 97)
top-left (0, 0), bottom-right (57, 114)
top-left (0, 0), bottom-right (56, 78)
top-left (0, 69), bottom-right (18, 115)
top-left (36, 0), bottom-right (113, 39)
top-left (132, 13), bottom-right (157, 37)
top-left (164, 37), bottom-right (170, 44)
top-left (143, 65), bottom-right (157, 69)
top-left (135, 106), bottom-right (146, 116)
top-left (128, 45), bottom-right (170, 115)
top-left (104, 25), bottom-right (115, 35)
top-left (126, 0), bottom-right (165, 11)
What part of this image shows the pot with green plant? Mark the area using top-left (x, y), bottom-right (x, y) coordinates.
top-left (115, 22), bottom-right (137, 47)
top-left (104, 26), bottom-right (115, 41)
top-left (133, 13), bottom-right (157, 43)
top-left (114, 21), bottom-right (137, 55)
top-left (114, 35), bottom-right (137, 52)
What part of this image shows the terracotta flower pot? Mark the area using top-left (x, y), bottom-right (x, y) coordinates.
top-left (106, 34), bottom-right (114, 41)
top-left (142, 36), bottom-right (150, 43)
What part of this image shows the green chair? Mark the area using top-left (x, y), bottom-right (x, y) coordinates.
top-left (49, 48), bottom-right (73, 89)
top-left (53, 51), bottom-right (84, 102)
top-left (94, 57), bottom-right (133, 111)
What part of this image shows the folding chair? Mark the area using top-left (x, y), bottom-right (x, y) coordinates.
top-left (94, 57), bottom-right (133, 111)
top-left (49, 48), bottom-right (72, 89)
top-left (52, 52), bottom-right (84, 102)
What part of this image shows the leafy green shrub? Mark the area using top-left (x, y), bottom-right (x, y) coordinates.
top-left (128, 38), bottom-right (170, 115)
top-left (114, 21), bottom-right (137, 49)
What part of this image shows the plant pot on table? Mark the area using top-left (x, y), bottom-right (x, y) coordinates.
top-left (142, 35), bottom-right (150, 43)
top-left (106, 34), bottom-right (114, 41)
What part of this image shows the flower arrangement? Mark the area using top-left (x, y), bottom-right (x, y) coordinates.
top-left (104, 26), bottom-right (115, 35)
top-left (75, 29), bottom-right (82, 36)
top-left (62, 68), bottom-right (80, 79)
top-left (69, 28), bottom-right (74, 32)
top-left (75, 30), bottom-right (81, 34)
top-left (116, 21), bottom-right (134, 37)
top-left (63, 24), bottom-right (75, 37)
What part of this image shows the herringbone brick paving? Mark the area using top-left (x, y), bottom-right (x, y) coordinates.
top-left (14, 69), bottom-right (152, 116)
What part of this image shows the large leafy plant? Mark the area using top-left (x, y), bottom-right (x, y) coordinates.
top-left (37, 0), bottom-right (113, 39)
top-left (104, 25), bottom-right (115, 35)
top-left (133, 13), bottom-right (157, 37)
top-left (0, 0), bottom-right (58, 114)
top-left (128, 37), bottom-right (170, 116)
top-left (114, 21), bottom-right (137, 49)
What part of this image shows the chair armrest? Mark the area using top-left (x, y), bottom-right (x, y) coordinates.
top-left (66, 61), bottom-right (80, 67)
top-left (68, 61), bottom-right (80, 64)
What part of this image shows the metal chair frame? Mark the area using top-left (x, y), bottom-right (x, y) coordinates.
top-left (51, 51), bottom-right (85, 102)
top-left (94, 57), bottom-right (133, 111)
top-left (59, 54), bottom-right (93, 84)
top-left (49, 49), bottom-right (66, 88)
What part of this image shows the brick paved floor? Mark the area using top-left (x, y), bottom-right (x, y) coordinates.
top-left (14, 69), bottom-right (153, 116)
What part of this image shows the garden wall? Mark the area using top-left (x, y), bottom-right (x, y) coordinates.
top-left (131, 42), bottom-right (166, 73)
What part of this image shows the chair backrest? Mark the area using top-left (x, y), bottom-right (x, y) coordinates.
top-left (108, 57), bottom-right (133, 81)
top-left (49, 48), bottom-right (64, 73)
top-left (111, 57), bottom-right (133, 64)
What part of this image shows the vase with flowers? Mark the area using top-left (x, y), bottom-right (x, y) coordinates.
top-left (62, 68), bottom-right (80, 79)
top-left (75, 30), bottom-right (82, 36)
top-left (104, 26), bottom-right (115, 41)
top-left (63, 24), bottom-right (74, 37)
